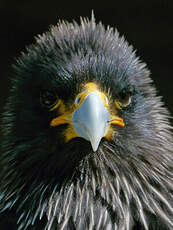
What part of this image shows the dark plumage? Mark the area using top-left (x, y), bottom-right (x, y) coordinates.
top-left (0, 15), bottom-right (173, 230)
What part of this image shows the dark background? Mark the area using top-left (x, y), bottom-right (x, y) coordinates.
top-left (0, 0), bottom-right (173, 118)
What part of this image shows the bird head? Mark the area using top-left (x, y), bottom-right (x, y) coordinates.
top-left (0, 16), bottom-right (173, 230)
top-left (4, 30), bottom-right (147, 182)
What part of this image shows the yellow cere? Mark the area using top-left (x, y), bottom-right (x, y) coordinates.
top-left (74, 82), bottom-right (109, 109)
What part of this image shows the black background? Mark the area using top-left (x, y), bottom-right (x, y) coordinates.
top-left (0, 0), bottom-right (173, 117)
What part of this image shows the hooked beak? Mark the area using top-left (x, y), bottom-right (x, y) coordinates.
top-left (72, 92), bottom-right (110, 151)
top-left (50, 83), bottom-right (124, 152)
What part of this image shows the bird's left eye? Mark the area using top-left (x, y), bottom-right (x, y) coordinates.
top-left (115, 93), bottom-right (131, 109)
top-left (40, 91), bottom-right (58, 108)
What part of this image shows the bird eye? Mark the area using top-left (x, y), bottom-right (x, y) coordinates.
top-left (75, 96), bottom-right (81, 105)
top-left (40, 91), bottom-right (58, 108)
top-left (115, 93), bottom-right (131, 109)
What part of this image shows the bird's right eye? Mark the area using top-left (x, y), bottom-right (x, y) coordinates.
top-left (40, 91), bottom-right (58, 108)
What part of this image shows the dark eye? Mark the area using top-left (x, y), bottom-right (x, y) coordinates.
top-left (115, 93), bottom-right (131, 109)
top-left (40, 90), bottom-right (58, 108)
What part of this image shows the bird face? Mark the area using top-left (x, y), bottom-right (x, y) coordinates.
top-left (1, 20), bottom-right (153, 183)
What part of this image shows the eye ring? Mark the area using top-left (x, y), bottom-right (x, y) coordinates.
top-left (40, 90), bottom-right (58, 108)
top-left (115, 93), bottom-right (131, 109)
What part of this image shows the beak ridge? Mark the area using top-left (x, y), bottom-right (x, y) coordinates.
top-left (72, 92), bottom-right (110, 151)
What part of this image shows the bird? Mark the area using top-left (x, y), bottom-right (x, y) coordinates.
top-left (0, 14), bottom-right (173, 230)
